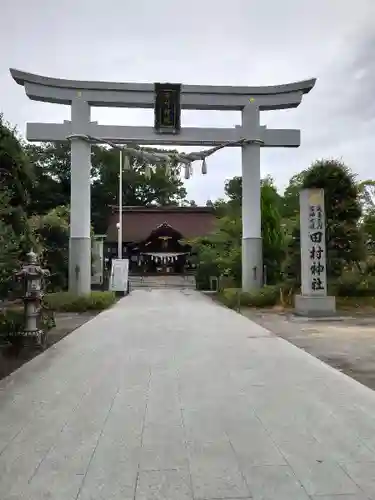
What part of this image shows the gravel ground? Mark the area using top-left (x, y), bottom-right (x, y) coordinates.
top-left (242, 308), bottom-right (375, 391)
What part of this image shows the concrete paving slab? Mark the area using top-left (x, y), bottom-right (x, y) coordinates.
top-left (1, 289), bottom-right (375, 499)
top-left (342, 462), bottom-right (375, 499)
top-left (241, 464), bottom-right (310, 500)
top-left (136, 469), bottom-right (192, 500)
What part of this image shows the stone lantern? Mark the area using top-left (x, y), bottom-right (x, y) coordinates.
top-left (16, 250), bottom-right (50, 348)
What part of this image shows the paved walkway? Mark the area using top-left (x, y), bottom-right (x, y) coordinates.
top-left (1, 290), bottom-right (375, 500)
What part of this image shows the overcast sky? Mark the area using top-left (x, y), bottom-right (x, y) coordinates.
top-left (1, 0), bottom-right (374, 204)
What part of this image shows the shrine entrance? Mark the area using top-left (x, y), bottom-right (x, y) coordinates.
top-left (129, 222), bottom-right (191, 274)
top-left (11, 68), bottom-right (316, 295)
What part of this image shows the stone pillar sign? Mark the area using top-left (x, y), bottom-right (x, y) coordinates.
top-left (295, 188), bottom-right (336, 316)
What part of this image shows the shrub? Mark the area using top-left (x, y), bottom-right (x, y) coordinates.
top-left (219, 288), bottom-right (240, 309)
top-left (335, 272), bottom-right (375, 297)
top-left (240, 285), bottom-right (280, 307)
top-left (0, 307), bottom-right (24, 338)
top-left (219, 276), bottom-right (238, 290)
top-left (218, 285), bottom-right (281, 309)
top-left (0, 305), bottom-right (55, 341)
top-left (43, 291), bottom-right (117, 312)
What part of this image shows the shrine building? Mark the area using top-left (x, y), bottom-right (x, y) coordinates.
top-left (105, 206), bottom-right (216, 274)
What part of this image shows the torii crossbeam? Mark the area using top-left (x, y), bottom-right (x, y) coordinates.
top-left (11, 68), bottom-right (316, 295)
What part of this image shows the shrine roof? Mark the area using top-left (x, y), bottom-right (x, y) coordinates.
top-left (106, 206), bottom-right (216, 242)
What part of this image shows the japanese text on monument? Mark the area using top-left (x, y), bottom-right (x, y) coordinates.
top-left (308, 202), bottom-right (325, 292)
top-left (300, 189), bottom-right (327, 296)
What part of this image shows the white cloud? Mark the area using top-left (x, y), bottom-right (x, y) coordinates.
top-left (1, 0), bottom-right (374, 203)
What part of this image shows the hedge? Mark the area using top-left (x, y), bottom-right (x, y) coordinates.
top-left (334, 273), bottom-right (375, 297)
top-left (218, 273), bottom-right (375, 311)
top-left (43, 291), bottom-right (117, 312)
top-left (218, 285), bottom-right (281, 309)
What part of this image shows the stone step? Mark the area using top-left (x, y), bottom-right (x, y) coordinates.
top-left (129, 275), bottom-right (196, 290)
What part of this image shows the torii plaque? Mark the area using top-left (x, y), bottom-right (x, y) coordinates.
top-left (10, 68), bottom-right (315, 295)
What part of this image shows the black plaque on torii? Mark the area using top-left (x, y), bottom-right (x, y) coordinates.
top-left (154, 83), bottom-right (181, 134)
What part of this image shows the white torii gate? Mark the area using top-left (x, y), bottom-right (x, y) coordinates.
top-left (10, 68), bottom-right (315, 295)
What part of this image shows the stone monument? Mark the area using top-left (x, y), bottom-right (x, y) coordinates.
top-left (295, 188), bottom-right (336, 316)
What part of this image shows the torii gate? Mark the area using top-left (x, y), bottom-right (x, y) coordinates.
top-left (10, 68), bottom-right (315, 295)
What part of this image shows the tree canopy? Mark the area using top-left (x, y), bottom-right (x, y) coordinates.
top-left (26, 141), bottom-right (188, 233)
top-left (190, 175), bottom-right (285, 288)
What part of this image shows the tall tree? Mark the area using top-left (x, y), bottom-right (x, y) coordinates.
top-left (358, 180), bottom-right (375, 215)
top-left (224, 175), bottom-right (285, 283)
top-left (225, 176), bottom-right (242, 206)
top-left (0, 114), bottom-right (34, 250)
top-left (27, 142), bottom-right (188, 233)
top-left (189, 212), bottom-right (242, 288)
top-left (0, 189), bottom-right (20, 298)
top-left (190, 175), bottom-right (285, 287)
top-left (91, 146), bottom-right (187, 232)
top-left (30, 206), bottom-right (70, 290)
top-left (281, 171), bottom-right (305, 219)
top-left (284, 159), bottom-right (364, 282)
top-left (24, 144), bottom-right (66, 215)
top-left (260, 177), bottom-right (285, 283)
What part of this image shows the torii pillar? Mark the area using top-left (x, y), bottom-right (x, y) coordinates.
top-left (69, 96), bottom-right (92, 295)
top-left (10, 68), bottom-right (315, 294)
top-left (241, 102), bottom-right (262, 290)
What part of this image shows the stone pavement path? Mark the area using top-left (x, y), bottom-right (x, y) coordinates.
top-left (1, 290), bottom-right (375, 500)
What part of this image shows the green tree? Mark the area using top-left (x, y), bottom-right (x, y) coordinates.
top-left (223, 175), bottom-right (285, 283)
top-left (0, 189), bottom-right (20, 298)
top-left (190, 175), bottom-right (285, 287)
top-left (27, 142), bottom-right (188, 233)
top-left (224, 176), bottom-right (242, 206)
top-left (362, 209), bottom-right (375, 254)
top-left (0, 114), bottom-right (35, 255)
top-left (0, 115), bottom-right (34, 205)
top-left (281, 171), bottom-right (305, 219)
top-left (285, 159), bottom-right (364, 282)
top-left (30, 206), bottom-right (70, 290)
top-left (24, 144), bottom-right (67, 215)
top-left (190, 213), bottom-right (242, 288)
top-left (358, 180), bottom-right (375, 215)
top-left (91, 147), bottom-right (187, 232)
top-left (260, 177), bottom-right (285, 283)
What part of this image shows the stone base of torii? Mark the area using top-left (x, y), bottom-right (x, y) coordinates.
top-left (10, 68), bottom-right (316, 295)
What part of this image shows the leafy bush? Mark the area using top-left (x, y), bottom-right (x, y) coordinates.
top-left (0, 305), bottom-right (55, 341)
top-left (43, 291), bottom-right (117, 312)
top-left (218, 285), bottom-right (281, 309)
top-left (29, 206), bottom-right (70, 291)
top-left (0, 307), bottom-right (24, 337)
top-left (240, 285), bottom-right (280, 307)
top-left (335, 272), bottom-right (375, 297)
top-left (219, 276), bottom-right (238, 290)
top-left (218, 288), bottom-right (240, 309)
top-left (0, 190), bottom-right (22, 300)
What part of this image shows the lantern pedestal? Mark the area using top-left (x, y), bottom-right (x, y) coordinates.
top-left (15, 250), bottom-right (50, 349)
top-left (294, 294), bottom-right (336, 317)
